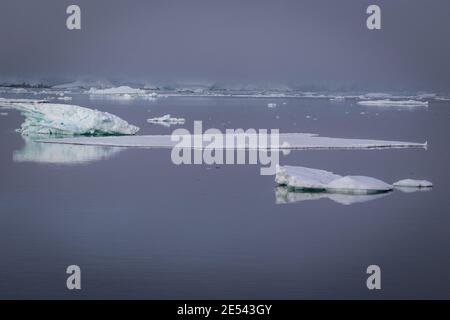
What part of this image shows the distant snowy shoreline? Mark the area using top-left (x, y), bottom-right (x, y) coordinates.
top-left (1, 85), bottom-right (449, 102)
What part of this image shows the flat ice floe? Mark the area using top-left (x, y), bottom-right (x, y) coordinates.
top-left (357, 99), bottom-right (429, 107)
top-left (0, 99), bottom-right (139, 136)
top-left (147, 114), bottom-right (185, 127)
top-left (393, 179), bottom-right (433, 188)
top-left (275, 165), bottom-right (393, 194)
top-left (36, 133), bottom-right (427, 150)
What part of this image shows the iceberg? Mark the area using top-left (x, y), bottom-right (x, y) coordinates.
top-left (0, 112), bottom-right (8, 116)
top-left (393, 179), bottom-right (433, 188)
top-left (275, 165), bottom-right (340, 190)
top-left (36, 133), bottom-right (427, 150)
top-left (88, 86), bottom-right (159, 100)
top-left (275, 165), bottom-right (393, 194)
top-left (88, 86), bottom-right (145, 95)
top-left (57, 96), bottom-right (73, 101)
top-left (329, 96), bottom-right (345, 101)
top-left (147, 114), bottom-right (185, 127)
top-left (0, 100), bottom-right (139, 136)
top-left (326, 176), bottom-right (393, 195)
top-left (267, 103), bottom-right (277, 108)
top-left (357, 99), bottom-right (428, 107)
top-left (275, 186), bottom-right (389, 205)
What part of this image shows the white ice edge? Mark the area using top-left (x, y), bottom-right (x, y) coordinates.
top-left (357, 99), bottom-right (429, 107)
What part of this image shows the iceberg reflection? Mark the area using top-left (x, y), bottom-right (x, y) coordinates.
top-left (394, 186), bottom-right (432, 193)
top-left (275, 186), bottom-right (390, 206)
top-left (13, 138), bottom-right (123, 164)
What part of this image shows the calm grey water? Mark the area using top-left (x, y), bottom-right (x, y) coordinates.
top-left (0, 94), bottom-right (449, 299)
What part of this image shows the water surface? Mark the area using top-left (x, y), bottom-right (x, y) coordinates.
top-left (0, 93), bottom-right (449, 299)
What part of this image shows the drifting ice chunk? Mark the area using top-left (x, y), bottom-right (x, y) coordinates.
top-left (275, 165), bottom-right (340, 190)
top-left (88, 86), bottom-right (158, 100)
top-left (393, 179), bottom-right (433, 188)
top-left (267, 103), bottom-right (277, 108)
top-left (88, 86), bottom-right (145, 95)
top-left (357, 99), bottom-right (428, 107)
top-left (0, 100), bottom-right (139, 136)
top-left (276, 165), bottom-right (393, 194)
top-left (147, 114), bottom-right (185, 127)
top-left (327, 176), bottom-right (393, 194)
top-left (57, 96), bottom-right (73, 101)
top-left (329, 96), bottom-right (345, 101)
top-left (147, 92), bottom-right (158, 98)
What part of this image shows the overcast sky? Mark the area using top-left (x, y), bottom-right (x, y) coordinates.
top-left (0, 0), bottom-right (449, 91)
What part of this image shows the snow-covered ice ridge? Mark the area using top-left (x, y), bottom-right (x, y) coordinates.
top-left (37, 133), bottom-right (426, 150)
top-left (275, 165), bottom-right (393, 194)
top-left (357, 99), bottom-right (429, 107)
top-left (0, 99), bottom-right (139, 136)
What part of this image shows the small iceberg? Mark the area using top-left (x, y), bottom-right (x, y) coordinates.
top-left (0, 112), bottom-right (8, 116)
top-left (267, 103), bottom-right (277, 108)
top-left (0, 100), bottom-right (139, 136)
top-left (357, 99), bottom-right (428, 107)
top-left (275, 165), bottom-right (393, 194)
top-left (87, 86), bottom-right (145, 95)
top-left (88, 86), bottom-right (158, 100)
top-left (57, 96), bottom-right (73, 101)
top-left (147, 114), bottom-right (185, 127)
top-left (329, 96), bottom-right (345, 101)
top-left (393, 179), bottom-right (433, 188)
